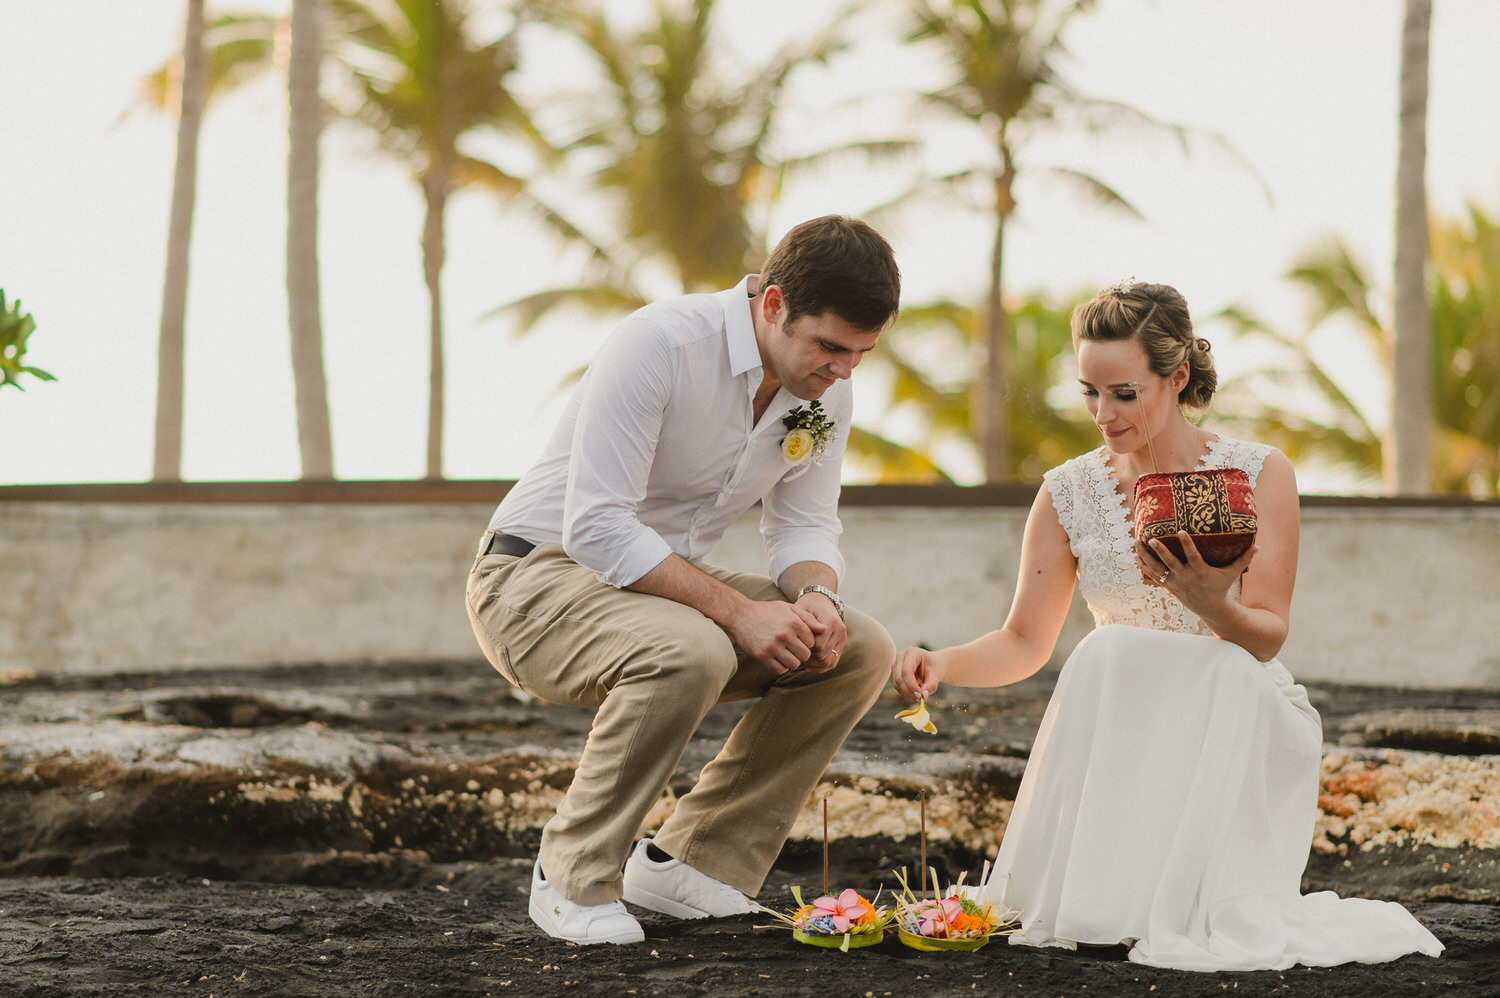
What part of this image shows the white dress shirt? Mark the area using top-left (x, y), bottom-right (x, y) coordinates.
top-left (490, 275), bottom-right (849, 589)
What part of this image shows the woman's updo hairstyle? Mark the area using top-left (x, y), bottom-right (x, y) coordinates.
top-left (1070, 281), bottom-right (1217, 410)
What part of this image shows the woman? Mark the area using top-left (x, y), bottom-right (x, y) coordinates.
top-left (891, 282), bottom-right (1443, 971)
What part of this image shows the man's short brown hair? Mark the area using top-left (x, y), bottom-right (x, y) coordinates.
top-left (759, 215), bottom-right (900, 332)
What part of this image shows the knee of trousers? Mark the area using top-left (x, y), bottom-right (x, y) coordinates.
top-left (840, 609), bottom-right (897, 695)
top-left (618, 616), bottom-right (739, 707)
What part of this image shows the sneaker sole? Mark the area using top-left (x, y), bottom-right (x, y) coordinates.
top-left (528, 896), bottom-right (645, 945)
top-left (623, 881), bottom-right (761, 920)
top-left (622, 883), bottom-right (714, 920)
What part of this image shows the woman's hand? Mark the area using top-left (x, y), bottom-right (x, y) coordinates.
top-left (1136, 531), bottom-right (1255, 618)
top-left (892, 645), bottom-right (943, 701)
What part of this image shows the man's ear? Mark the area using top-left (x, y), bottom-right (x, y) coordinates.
top-left (760, 283), bottom-right (785, 321)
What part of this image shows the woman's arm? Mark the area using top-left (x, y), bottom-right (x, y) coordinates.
top-left (892, 482), bottom-right (1079, 698)
top-left (1138, 449), bottom-right (1300, 661)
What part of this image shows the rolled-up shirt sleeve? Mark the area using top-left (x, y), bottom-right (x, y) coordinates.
top-left (760, 386), bottom-right (850, 586)
top-left (561, 318), bottom-right (677, 587)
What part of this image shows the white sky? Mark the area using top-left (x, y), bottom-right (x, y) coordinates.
top-left (1, 0), bottom-right (1497, 488)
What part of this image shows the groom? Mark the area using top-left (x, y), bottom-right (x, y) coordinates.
top-left (465, 215), bottom-right (900, 944)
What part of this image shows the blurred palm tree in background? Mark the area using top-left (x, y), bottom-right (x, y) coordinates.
top-left (288, 0), bottom-right (334, 478)
top-left (148, 0), bottom-right (209, 482)
top-left (1216, 202), bottom-right (1500, 497)
top-left (856, 289), bottom-right (1098, 482)
top-left (503, 0), bottom-right (930, 473)
top-left (894, 0), bottom-right (1211, 482)
top-left (505, 0), bottom-right (903, 315)
top-left (1392, 0), bottom-right (1433, 495)
top-left (143, 0), bottom-right (551, 480)
top-left (330, 0), bottom-right (549, 479)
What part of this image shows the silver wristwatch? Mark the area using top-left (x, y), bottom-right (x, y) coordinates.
top-left (798, 584), bottom-right (844, 620)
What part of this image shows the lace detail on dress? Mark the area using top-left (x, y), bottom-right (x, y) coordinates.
top-left (1043, 435), bottom-right (1276, 635)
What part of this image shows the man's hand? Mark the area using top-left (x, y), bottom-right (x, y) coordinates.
top-left (726, 599), bottom-right (824, 675)
top-left (794, 590), bottom-right (847, 673)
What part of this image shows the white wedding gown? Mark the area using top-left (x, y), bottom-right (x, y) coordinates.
top-left (978, 436), bottom-right (1444, 971)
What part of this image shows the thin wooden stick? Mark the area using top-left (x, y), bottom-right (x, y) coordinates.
top-left (1129, 383), bottom-right (1161, 475)
top-left (919, 789), bottom-right (927, 900)
top-left (822, 796), bottom-right (829, 898)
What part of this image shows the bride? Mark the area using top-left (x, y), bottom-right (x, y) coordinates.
top-left (890, 281), bottom-right (1443, 971)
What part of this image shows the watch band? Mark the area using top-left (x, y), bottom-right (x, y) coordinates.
top-left (798, 584), bottom-right (844, 619)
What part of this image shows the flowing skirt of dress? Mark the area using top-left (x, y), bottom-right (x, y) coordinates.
top-left (979, 624), bottom-right (1444, 971)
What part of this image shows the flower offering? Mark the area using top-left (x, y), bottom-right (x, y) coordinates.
top-left (772, 885), bottom-right (893, 951)
top-left (893, 868), bottom-right (1020, 952)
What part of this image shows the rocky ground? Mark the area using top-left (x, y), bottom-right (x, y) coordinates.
top-left (4, 661), bottom-right (1500, 996)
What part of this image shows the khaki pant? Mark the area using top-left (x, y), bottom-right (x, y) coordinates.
top-left (465, 539), bottom-right (893, 907)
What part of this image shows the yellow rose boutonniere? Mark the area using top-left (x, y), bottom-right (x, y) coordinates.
top-left (781, 400), bottom-right (835, 467)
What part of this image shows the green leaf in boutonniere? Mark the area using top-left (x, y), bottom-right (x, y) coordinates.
top-left (781, 400), bottom-right (835, 466)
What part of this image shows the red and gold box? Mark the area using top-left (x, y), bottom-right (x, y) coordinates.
top-left (1133, 468), bottom-right (1257, 567)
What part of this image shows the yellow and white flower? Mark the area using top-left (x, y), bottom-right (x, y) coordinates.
top-left (780, 400), bottom-right (835, 468)
top-left (782, 428), bottom-right (815, 465)
top-left (896, 697), bottom-right (937, 734)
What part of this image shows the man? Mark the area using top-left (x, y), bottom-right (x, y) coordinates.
top-left (465, 215), bottom-right (900, 945)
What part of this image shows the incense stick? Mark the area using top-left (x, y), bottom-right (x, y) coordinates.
top-left (920, 789), bottom-right (928, 900)
top-left (822, 796), bottom-right (829, 898)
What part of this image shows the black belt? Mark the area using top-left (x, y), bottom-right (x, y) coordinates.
top-left (481, 531), bottom-right (537, 559)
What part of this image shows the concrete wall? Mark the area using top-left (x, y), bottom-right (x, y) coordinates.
top-left (4, 497), bottom-right (1499, 688)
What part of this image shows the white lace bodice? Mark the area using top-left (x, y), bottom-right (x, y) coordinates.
top-left (1045, 435), bottom-right (1275, 635)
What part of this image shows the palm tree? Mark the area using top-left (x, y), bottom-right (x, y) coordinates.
top-left (1217, 208), bottom-right (1500, 496)
top-left (152, 0), bottom-right (208, 482)
top-left (143, 5), bottom-right (337, 480)
top-left (1392, 0), bottom-right (1433, 494)
top-left (142, 1), bottom-right (546, 481)
top-left (505, 0), bottom-right (904, 322)
top-left (333, 0), bottom-right (543, 479)
top-left (288, 0), bottom-right (334, 478)
top-left (500, 0), bottom-right (928, 474)
top-left (898, 0), bottom-right (1209, 482)
top-left (858, 289), bottom-right (1098, 482)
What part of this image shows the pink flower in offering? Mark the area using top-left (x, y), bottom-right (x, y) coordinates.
top-left (918, 897), bottom-right (966, 937)
top-left (811, 888), bottom-right (873, 933)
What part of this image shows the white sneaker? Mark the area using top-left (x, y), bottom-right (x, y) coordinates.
top-left (621, 839), bottom-right (762, 919)
top-left (528, 862), bottom-right (644, 945)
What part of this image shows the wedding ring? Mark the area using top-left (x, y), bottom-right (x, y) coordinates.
top-left (1158, 572), bottom-right (1170, 584)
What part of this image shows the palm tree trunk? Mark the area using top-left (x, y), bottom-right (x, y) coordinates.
top-left (287, 0), bottom-right (334, 479)
top-left (153, 0), bottom-right (207, 482)
top-left (979, 160), bottom-right (1017, 483)
top-left (1392, 0), bottom-right (1432, 495)
top-left (422, 166), bottom-right (450, 481)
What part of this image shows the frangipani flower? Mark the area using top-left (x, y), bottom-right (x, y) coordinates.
top-left (896, 697), bottom-right (937, 734)
top-left (810, 888), bottom-right (874, 933)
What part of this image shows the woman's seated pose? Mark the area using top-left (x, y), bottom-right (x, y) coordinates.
top-left (891, 281), bottom-right (1443, 971)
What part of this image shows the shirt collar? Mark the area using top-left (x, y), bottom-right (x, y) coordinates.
top-left (721, 274), bottom-right (762, 378)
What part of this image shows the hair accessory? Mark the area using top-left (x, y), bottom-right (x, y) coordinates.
top-left (1103, 277), bottom-right (1138, 296)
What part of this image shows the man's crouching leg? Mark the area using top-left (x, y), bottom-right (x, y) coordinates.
top-left (647, 602), bottom-right (895, 898)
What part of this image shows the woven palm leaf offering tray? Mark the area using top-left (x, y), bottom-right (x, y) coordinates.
top-left (1127, 385), bottom-right (1256, 568)
top-left (766, 798), bottom-right (893, 951)
top-left (892, 792), bottom-right (1020, 952)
